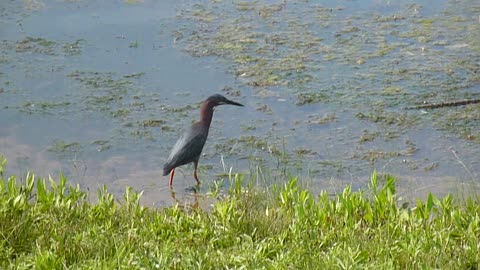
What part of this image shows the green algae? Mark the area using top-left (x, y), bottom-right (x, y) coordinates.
top-left (0, 0), bottom-right (478, 195)
top-left (359, 130), bottom-right (380, 143)
top-left (48, 140), bottom-right (81, 155)
top-left (294, 147), bottom-right (317, 157)
top-left (91, 140), bottom-right (111, 152)
top-left (20, 101), bottom-right (71, 115)
top-left (67, 70), bottom-right (134, 113)
top-left (435, 103), bottom-right (480, 141)
top-left (111, 109), bottom-right (130, 118)
top-left (255, 104), bottom-right (273, 114)
top-left (128, 41), bottom-right (139, 48)
top-left (170, 0), bottom-right (480, 183)
top-left (124, 72), bottom-right (146, 78)
top-left (16, 37), bottom-right (56, 55)
top-left (296, 92), bottom-right (329, 106)
top-left (62, 39), bottom-right (85, 55)
top-left (423, 162), bottom-right (439, 172)
top-left (356, 108), bottom-right (418, 129)
top-left (13, 37), bottom-right (84, 56)
top-left (142, 119), bottom-right (166, 127)
top-left (306, 113), bottom-right (336, 125)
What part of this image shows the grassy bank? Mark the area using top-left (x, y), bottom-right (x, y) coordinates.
top-left (1, 158), bottom-right (479, 269)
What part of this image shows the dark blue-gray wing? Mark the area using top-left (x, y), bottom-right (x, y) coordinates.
top-left (163, 126), bottom-right (207, 175)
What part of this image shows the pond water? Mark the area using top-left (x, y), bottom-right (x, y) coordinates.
top-left (1, 0), bottom-right (479, 206)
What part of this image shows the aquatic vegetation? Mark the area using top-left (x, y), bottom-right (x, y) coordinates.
top-left (67, 70), bottom-right (135, 114)
top-left (296, 92), bottom-right (329, 105)
top-left (356, 108), bottom-right (418, 129)
top-left (13, 36), bottom-right (84, 56)
top-left (240, 124), bottom-right (256, 131)
top-left (142, 119), bottom-right (166, 127)
top-left (255, 104), bottom-right (273, 114)
top-left (111, 108), bottom-right (130, 118)
top-left (20, 101), bottom-right (71, 115)
top-left (221, 86), bottom-right (242, 97)
top-left (128, 41), bottom-right (139, 48)
top-left (15, 37), bottom-right (56, 55)
top-left (22, 0), bottom-right (46, 10)
top-left (62, 39), bottom-right (85, 55)
top-left (358, 130), bottom-right (380, 143)
top-left (294, 147), bottom-right (317, 157)
top-left (91, 140), bottom-right (111, 152)
top-left (48, 140), bottom-right (81, 156)
top-left (175, 0), bottom-right (480, 145)
top-left (1, 160), bottom-right (479, 268)
top-left (1, 0), bottom-right (479, 202)
top-left (306, 113), bottom-right (337, 125)
top-left (123, 72), bottom-right (146, 78)
top-left (435, 104), bottom-right (480, 141)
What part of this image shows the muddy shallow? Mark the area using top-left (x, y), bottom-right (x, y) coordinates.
top-left (1, 0), bottom-right (479, 206)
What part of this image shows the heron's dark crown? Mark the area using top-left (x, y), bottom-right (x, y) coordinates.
top-left (204, 94), bottom-right (244, 107)
top-left (206, 94), bottom-right (228, 104)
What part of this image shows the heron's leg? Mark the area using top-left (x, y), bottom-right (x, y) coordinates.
top-left (169, 168), bottom-right (175, 187)
top-left (193, 160), bottom-right (201, 185)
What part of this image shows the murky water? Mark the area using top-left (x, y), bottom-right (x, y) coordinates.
top-left (1, 0), bottom-right (479, 206)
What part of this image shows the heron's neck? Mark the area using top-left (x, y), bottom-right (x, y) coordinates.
top-left (199, 102), bottom-right (214, 129)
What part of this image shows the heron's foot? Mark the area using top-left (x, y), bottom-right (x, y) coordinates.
top-left (185, 185), bottom-right (200, 193)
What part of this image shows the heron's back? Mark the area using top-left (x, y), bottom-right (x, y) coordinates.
top-left (163, 122), bottom-right (208, 175)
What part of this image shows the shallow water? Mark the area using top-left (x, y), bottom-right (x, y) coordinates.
top-left (1, 0), bottom-right (479, 206)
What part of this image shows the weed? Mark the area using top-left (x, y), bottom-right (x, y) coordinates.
top-left (1, 158), bottom-right (479, 268)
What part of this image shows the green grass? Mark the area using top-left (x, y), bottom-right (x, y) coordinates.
top-left (1, 157), bottom-right (479, 269)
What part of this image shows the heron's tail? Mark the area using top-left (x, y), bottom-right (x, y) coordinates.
top-left (163, 163), bottom-right (173, 176)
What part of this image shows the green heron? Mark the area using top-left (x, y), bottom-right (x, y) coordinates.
top-left (163, 94), bottom-right (244, 187)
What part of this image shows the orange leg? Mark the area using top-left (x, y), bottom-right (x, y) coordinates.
top-left (193, 160), bottom-right (200, 185)
top-left (169, 168), bottom-right (175, 188)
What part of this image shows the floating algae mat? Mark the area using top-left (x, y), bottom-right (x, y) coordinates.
top-left (175, 0), bottom-right (479, 127)
top-left (172, 0), bottom-right (480, 195)
top-left (0, 0), bottom-right (479, 203)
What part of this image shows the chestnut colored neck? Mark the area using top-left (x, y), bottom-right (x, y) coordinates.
top-left (199, 101), bottom-right (214, 129)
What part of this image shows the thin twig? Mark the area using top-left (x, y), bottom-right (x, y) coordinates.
top-left (451, 148), bottom-right (477, 181)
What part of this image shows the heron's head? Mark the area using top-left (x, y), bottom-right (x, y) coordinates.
top-left (206, 94), bottom-right (244, 107)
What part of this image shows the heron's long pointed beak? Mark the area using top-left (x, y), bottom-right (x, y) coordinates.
top-left (225, 99), bottom-right (244, 106)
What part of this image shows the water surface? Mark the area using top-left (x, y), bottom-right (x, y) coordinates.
top-left (1, 0), bottom-right (479, 206)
